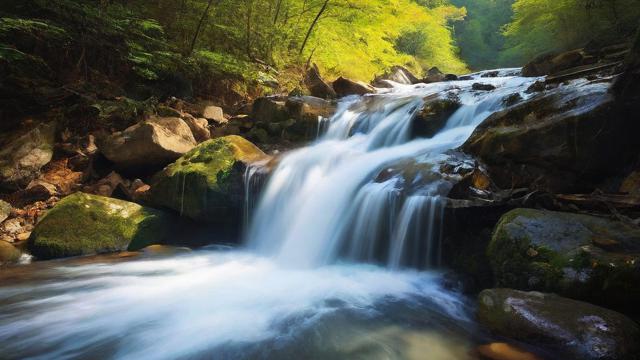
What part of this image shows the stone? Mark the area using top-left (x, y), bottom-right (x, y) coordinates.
top-left (423, 67), bottom-right (445, 83)
top-left (182, 114), bottom-right (211, 142)
top-left (304, 64), bottom-right (336, 99)
top-left (476, 342), bottom-right (542, 360)
top-left (472, 83), bottom-right (496, 91)
top-left (0, 241), bottom-right (21, 264)
top-left (332, 77), bottom-right (375, 97)
top-left (522, 49), bottom-right (585, 77)
top-left (411, 94), bottom-right (461, 138)
top-left (619, 170), bottom-right (640, 196)
top-left (372, 65), bottom-right (420, 87)
top-left (202, 105), bottom-right (226, 124)
top-left (478, 289), bottom-right (640, 360)
top-left (148, 136), bottom-right (268, 224)
top-left (28, 192), bottom-right (174, 259)
top-left (0, 200), bottom-right (11, 223)
top-left (97, 116), bottom-right (197, 170)
top-left (0, 122), bottom-right (55, 190)
top-left (487, 208), bottom-right (640, 316)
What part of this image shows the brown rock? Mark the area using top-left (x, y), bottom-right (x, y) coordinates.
top-left (332, 77), bottom-right (375, 97)
top-left (304, 64), bottom-right (336, 99)
top-left (182, 114), bottom-right (211, 142)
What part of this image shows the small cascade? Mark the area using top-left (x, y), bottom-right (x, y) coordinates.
top-left (246, 69), bottom-right (539, 269)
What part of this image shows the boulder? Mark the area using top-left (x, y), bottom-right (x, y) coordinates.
top-left (202, 105), bottom-right (226, 124)
top-left (620, 170), bottom-right (640, 195)
top-left (28, 192), bottom-right (174, 259)
top-left (411, 94), bottom-right (461, 138)
top-left (252, 97), bottom-right (290, 123)
top-left (148, 136), bottom-right (268, 224)
top-left (463, 80), bottom-right (639, 192)
top-left (487, 208), bottom-right (640, 316)
top-left (478, 289), bottom-right (640, 360)
top-left (423, 67), bottom-right (445, 83)
top-left (522, 49), bottom-right (585, 77)
top-left (0, 122), bottom-right (55, 190)
top-left (97, 116), bottom-right (197, 170)
top-left (285, 96), bottom-right (336, 139)
top-left (372, 65), bottom-right (420, 87)
top-left (332, 77), bottom-right (375, 97)
top-left (0, 241), bottom-right (21, 264)
top-left (304, 64), bottom-right (336, 99)
top-left (182, 114), bottom-right (211, 142)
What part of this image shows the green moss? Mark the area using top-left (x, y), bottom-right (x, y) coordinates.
top-left (149, 136), bottom-right (266, 223)
top-left (28, 192), bottom-right (173, 259)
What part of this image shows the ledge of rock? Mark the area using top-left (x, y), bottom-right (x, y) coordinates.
top-left (28, 192), bottom-right (174, 259)
top-left (478, 288), bottom-right (640, 360)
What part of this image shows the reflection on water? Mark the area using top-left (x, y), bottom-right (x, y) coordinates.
top-left (0, 249), bottom-right (482, 360)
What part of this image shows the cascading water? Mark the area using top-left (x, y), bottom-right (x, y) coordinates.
top-left (0, 69), bottom-right (543, 360)
top-left (247, 69), bottom-right (539, 269)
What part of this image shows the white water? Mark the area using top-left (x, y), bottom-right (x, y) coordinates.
top-left (247, 69), bottom-right (539, 269)
top-left (0, 69), bottom-right (542, 360)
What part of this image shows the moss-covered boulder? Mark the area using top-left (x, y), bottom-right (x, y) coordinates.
top-left (478, 289), bottom-right (640, 360)
top-left (0, 241), bottom-right (21, 264)
top-left (28, 192), bottom-right (174, 259)
top-left (488, 208), bottom-right (640, 316)
top-left (148, 135), bottom-right (268, 224)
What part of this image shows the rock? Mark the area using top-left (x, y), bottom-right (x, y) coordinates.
top-left (0, 200), bottom-right (11, 223)
top-left (0, 241), bottom-right (21, 264)
top-left (202, 105), bottom-right (226, 124)
top-left (620, 170), bottom-right (640, 195)
top-left (487, 208), bottom-right (640, 316)
top-left (478, 289), bottom-right (640, 360)
top-left (522, 49), bottom-right (585, 77)
top-left (28, 192), bottom-right (174, 259)
top-left (252, 97), bottom-right (290, 123)
top-left (0, 122), bottom-right (55, 190)
top-left (472, 83), bottom-right (496, 91)
top-left (38, 159), bottom-right (83, 195)
top-left (97, 116), bottom-right (197, 170)
top-left (148, 136), bottom-right (268, 224)
top-left (525, 80), bottom-right (546, 93)
top-left (156, 105), bottom-right (183, 118)
top-left (411, 94), bottom-right (461, 138)
top-left (304, 64), bottom-right (336, 99)
top-left (372, 65), bottom-right (420, 87)
top-left (285, 96), bottom-right (336, 140)
top-left (182, 114), bottom-right (211, 142)
top-left (332, 77), bottom-right (375, 97)
top-left (26, 179), bottom-right (57, 197)
top-left (423, 67), bottom-right (445, 83)
top-left (443, 74), bottom-right (459, 81)
top-left (463, 80), bottom-right (638, 193)
top-left (476, 342), bottom-right (542, 360)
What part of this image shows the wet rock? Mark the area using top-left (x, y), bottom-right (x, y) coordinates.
top-left (0, 241), bottom-right (21, 264)
top-left (522, 49), bottom-right (585, 77)
top-left (463, 80), bottom-right (638, 193)
top-left (0, 122), bottom-right (55, 190)
top-left (443, 74), bottom-right (459, 81)
top-left (97, 116), bottom-right (197, 171)
top-left (28, 192), bottom-right (174, 260)
top-left (285, 96), bottom-right (336, 140)
top-left (0, 200), bottom-right (11, 223)
top-left (412, 94), bottom-right (461, 138)
top-left (148, 136), bottom-right (268, 224)
top-left (332, 77), bottom-right (375, 97)
top-left (372, 65), bottom-right (420, 87)
top-left (525, 80), bottom-right (546, 93)
top-left (423, 67), bottom-right (445, 83)
top-left (487, 208), bottom-right (640, 316)
top-left (472, 83), bottom-right (496, 91)
top-left (478, 289), bottom-right (640, 360)
top-left (304, 64), bottom-right (336, 99)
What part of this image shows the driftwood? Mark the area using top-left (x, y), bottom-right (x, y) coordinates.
top-left (556, 193), bottom-right (640, 209)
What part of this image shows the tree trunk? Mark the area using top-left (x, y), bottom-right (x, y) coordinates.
top-left (299, 0), bottom-right (329, 55)
top-left (188, 0), bottom-right (217, 56)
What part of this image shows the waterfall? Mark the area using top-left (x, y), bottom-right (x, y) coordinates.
top-left (246, 69), bottom-right (538, 269)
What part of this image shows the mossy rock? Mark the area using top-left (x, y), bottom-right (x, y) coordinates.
top-left (488, 208), bottom-right (640, 316)
top-left (478, 288), bottom-right (640, 360)
top-left (0, 241), bottom-right (21, 264)
top-left (149, 135), bottom-right (267, 224)
top-left (28, 192), bottom-right (174, 259)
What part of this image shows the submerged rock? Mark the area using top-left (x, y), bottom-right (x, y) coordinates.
top-left (28, 192), bottom-right (173, 259)
top-left (0, 122), bottom-right (55, 190)
top-left (487, 208), bottom-right (640, 316)
top-left (98, 116), bottom-right (197, 171)
top-left (478, 288), bottom-right (640, 360)
top-left (149, 136), bottom-right (268, 224)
